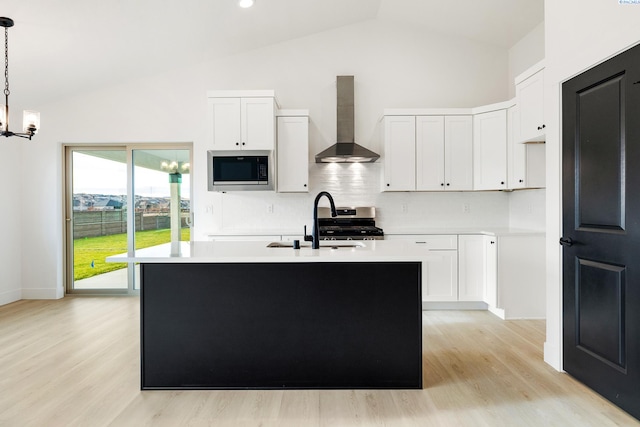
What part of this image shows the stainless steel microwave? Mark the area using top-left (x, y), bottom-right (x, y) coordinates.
top-left (207, 150), bottom-right (274, 191)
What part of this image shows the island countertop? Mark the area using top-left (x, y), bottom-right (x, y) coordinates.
top-left (106, 240), bottom-right (443, 264)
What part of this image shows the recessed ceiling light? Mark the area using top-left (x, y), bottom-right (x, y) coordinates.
top-left (238, 0), bottom-right (255, 8)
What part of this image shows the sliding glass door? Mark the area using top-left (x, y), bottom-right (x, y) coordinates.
top-left (64, 145), bottom-right (191, 294)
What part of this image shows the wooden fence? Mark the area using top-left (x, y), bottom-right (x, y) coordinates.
top-left (73, 210), bottom-right (188, 239)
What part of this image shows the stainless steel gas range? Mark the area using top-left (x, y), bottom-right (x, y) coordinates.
top-left (317, 206), bottom-right (384, 240)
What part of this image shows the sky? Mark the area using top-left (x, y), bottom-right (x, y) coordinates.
top-left (72, 152), bottom-right (191, 198)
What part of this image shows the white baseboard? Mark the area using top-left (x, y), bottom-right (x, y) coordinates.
top-left (0, 288), bottom-right (22, 306)
top-left (422, 301), bottom-right (489, 310)
top-left (544, 341), bottom-right (563, 372)
top-left (488, 305), bottom-right (506, 319)
top-left (21, 288), bottom-right (64, 300)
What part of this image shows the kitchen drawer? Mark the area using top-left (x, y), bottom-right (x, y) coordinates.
top-left (385, 234), bottom-right (457, 250)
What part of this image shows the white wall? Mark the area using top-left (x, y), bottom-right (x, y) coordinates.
top-left (0, 140), bottom-right (23, 305)
top-left (508, 21), bottom-right (545, 99)
top-left (508, 189), bottom-right (545, 231)
top-left (10, 17), bottom-right (550, 303)
top-left (544, 0), bottom-right (640, 370)
top-left (506, 23), bottom-right (546, 233)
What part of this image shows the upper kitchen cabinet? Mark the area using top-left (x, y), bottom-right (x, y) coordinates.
top-left (383, 114), bottom-right (472, 192)
top-left (277, 111), bottom-right (309, 193)
top-left (507, 105), bottom-right (527, 189)
top-left (473, 108), bottom-right (508, 191)
top-left (207, 90), bottom-right (276, 150)
top-left (508, 105), bottom-right (546, 190)
top-left (515, 61), bottom-right (545, 143)
top-left (383, 115), bottom-right (416, 191)
top-left (416, 115), bottom-right (473, 191)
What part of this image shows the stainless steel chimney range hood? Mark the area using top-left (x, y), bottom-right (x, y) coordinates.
top-left (315, 76), bottom-right (380, 163)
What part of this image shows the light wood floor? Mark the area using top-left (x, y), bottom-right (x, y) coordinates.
top-left (1, 297), bottom-right (638, 427)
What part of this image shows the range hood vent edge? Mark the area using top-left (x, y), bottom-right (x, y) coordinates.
top-left (314, 75), bottom-right (380, 163)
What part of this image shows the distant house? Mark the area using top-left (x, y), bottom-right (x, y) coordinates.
top-left (92, 198), bottom-right (124, 211)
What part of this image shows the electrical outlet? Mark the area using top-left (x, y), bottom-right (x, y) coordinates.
top-left (463, 203), bottom-right (471, 213)
top-left (401, 204), bottom-right (408, 213)
top-left (267, 204), bottom-right (274, 214)
top-left (205, 204), bottom-right (214, 214)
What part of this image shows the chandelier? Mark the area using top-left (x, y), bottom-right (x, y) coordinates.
top-left (0, 17), bottom-right (39, 140)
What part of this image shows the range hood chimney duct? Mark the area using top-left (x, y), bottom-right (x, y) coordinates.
top-left (315, 76), bottom-right (380, 163)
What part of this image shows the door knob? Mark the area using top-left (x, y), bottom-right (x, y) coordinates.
top-left (559, 237), bottom-right (574, 247)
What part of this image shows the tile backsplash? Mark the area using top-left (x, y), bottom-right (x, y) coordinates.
top-left (198, 162), bottom-right (543, 238)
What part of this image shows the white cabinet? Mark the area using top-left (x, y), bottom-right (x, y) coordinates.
top-left (508, 106), bottom-right (546, 190)
top-left (457, 235), bottom-right (486, 301)
top-left (516, 63), bottom-right (545, 143)
top-left (277, 114), bottom-right (309, 193)
top-left (473, 109), bottom-right (507, 191)
top-left (507, 105), bottom-right (527, 189)
top-left (459, 233), bottom-right (545, 319)
top-left (207, 92), bottom-right (275, 150)
top-left (383, 116), bottom-right (416, 191)
top-left (483, 235), bottom-right (498, 309)
top-left (416, 115), bottom-right (473, 191)
top-left (422, 251), bottom-right (458, 301)
top-left (415, 116), bottom-right (443, 191)
top-left (384, 115), bottom-right (472, 192)
top-left (385, 235), bottom-right (458, 302)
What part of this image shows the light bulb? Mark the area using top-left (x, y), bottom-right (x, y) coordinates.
top-left (23, 110), bottom-right (40, 134)
top-left (238, 0), bottom-right (255, 8)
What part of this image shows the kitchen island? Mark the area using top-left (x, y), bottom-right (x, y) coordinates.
top-left (108, 240), bottom-right (430, 390)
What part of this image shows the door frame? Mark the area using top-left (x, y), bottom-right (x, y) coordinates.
top-left (62, 143), bottom-right (193, 295)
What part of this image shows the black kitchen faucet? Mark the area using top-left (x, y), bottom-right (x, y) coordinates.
top-left (305, 191), bottom-right (337, 249)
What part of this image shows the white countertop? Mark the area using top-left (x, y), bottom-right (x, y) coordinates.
top-left (206, 228), bottom-right (544, 238)
top-left (107, 240), bottom-right (444, 264)
top-left (381, 227), bottom-right (544, 236)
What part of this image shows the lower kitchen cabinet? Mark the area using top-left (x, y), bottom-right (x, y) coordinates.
top-left (422, 250), bottom-right (458, 301)
top-left (483, 235), bottom-right (498, 310)
top-left (457, 235), bottom-right (487, 302)
top-left (385, 235), bottom-right (458, 302)
top-left (459, 233), bottom-right (545, 319)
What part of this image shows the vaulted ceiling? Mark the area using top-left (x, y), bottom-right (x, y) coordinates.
top-left (1, 0), bottom-right (543, 107)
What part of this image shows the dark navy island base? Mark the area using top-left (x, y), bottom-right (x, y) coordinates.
top-left (140, 261), bottom-right (422, 390)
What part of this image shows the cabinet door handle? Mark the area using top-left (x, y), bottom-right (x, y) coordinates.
top-left (446, 183), bottom-right (450, 186)
top-left (519, 179), bottom-right (524, 183)
top-left (537, 124), bottom-right (546, 130)
top-left (387, 183), bottom-right (390, 187)
top-left (490, 241), bottom-right (495, 244)
top-left (440, 183), bottom-right (445, 186)
top-left (235, 142), bottom-right (240, 146)
top-left (500, 181), bottom-right (505, 185)
top-left (303, 184), bottom-right (307, 187)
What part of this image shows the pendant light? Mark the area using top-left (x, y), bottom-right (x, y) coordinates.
top-left (0, 17), bottom-right (39, 140)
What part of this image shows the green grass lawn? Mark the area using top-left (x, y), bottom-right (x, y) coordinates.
top-left (74, 228), bottom-right (190, 280)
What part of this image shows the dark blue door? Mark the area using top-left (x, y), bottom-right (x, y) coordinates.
top-left (562, 43), bottom-right (640, 420)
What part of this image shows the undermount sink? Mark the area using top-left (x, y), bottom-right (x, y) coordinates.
top-left (266, 241), bottom-right (366, 249)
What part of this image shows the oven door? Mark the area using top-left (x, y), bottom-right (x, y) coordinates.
top-left (208, 150), bottom-right (273, 191)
